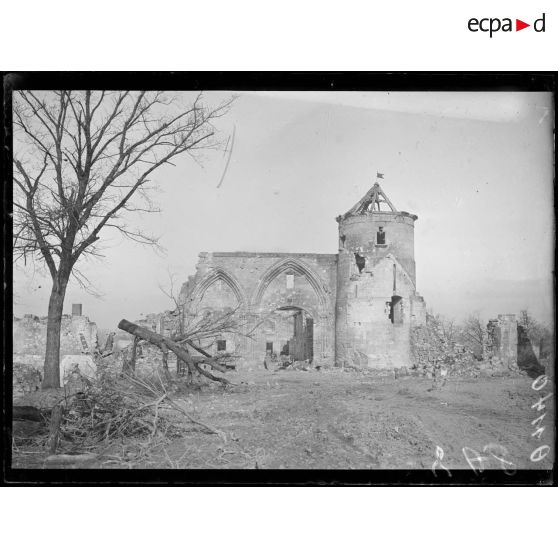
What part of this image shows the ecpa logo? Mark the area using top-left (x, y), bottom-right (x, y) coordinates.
top-left (468, 13), bottom-right (546, 37)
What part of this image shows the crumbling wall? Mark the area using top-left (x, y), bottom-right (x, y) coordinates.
top-left (484, 314), bottom-right (518, 367)
top-left (412, 313), bottom-right (549, 378)
top-left (336, 253), bottom-right (422, 369)
top-left (181, 251), bottom-right (338, 367)
top-left (136, 310), bottom-right (187, 338)
top-left (13, 311), bottom-right (99, 370)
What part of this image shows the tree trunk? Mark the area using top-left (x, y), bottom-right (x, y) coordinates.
top-left (130, 336), bottom-right (139, 373)
top-left (48, 404), bottom-right (64, 454)
top-left (42, 280), bottom-right (68, 389)
top-left (160, 342), bottom-right (172, 381)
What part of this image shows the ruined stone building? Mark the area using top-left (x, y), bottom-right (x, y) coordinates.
top-left (13, 304), bottom-right (99, 369)
top-left (180, 182), bottom-right (427, 369)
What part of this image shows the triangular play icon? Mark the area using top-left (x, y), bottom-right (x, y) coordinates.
top-left (516, 19), bottom-right (530, 31)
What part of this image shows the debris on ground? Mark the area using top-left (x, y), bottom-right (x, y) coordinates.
top-left (12, 348), bottom-right (554, 470)
top-left (12, 365), bottom-right (228, 468)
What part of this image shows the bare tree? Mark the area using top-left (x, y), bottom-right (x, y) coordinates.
top-left (13, 90), bottom-right (233, 388)
top-left (460, 313), bottom-right (486, 359)
top-left (426, 311), bottom-right (458, 349)
top-left (518, 309), bottom-right (551, 353)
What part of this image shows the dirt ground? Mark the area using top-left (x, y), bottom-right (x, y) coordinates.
top-left (11, 366), bottom-right (555, 471)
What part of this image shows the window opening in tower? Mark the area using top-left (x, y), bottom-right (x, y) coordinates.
top-left (377, 227), bottom-right (386, 245)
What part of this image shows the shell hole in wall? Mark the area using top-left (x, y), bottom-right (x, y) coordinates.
top-left (354, 253), bottom-right (366, 273)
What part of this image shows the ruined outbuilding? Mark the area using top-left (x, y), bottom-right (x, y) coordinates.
top-left (13, 305), bottom-right (99, 369)
top-left (180, 181), bottom-right (427, 370)
top-left (12, 305), bottom-right (99, 392)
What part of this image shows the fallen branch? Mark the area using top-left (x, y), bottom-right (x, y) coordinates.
top-left (118, 319), bottom-right (230, 384)
top-left (194, 363), bottom-right (231, 385)
top-left (124, 373), bottom-right (225, 439)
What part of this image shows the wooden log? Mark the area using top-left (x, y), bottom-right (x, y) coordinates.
top-left (185, 339), bottom-right (213, 358)
top-left (118, 319), bottom-right (230, 385)
top-left (48, 404), bottom-right (64, 455)
top-left (185, 340), bottom-right (235, 370)
top-left (13, 406), bottom-right (45, 422)
top-left (121, 335), bottom-right (139, 376)
top-left (130, 335), bottom-right (139, 372)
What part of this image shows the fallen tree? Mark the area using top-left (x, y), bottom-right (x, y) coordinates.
top-left (13, 406), bottom-right (46, 422)
top-left (118, 319), bottom-right (231, 385)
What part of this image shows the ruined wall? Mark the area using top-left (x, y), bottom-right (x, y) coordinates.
top-left (485, 314), bottom-right (518, 367)
top-left (13, 312), bottom-right (99, 370)
top-left (335, 212), bottom-right (426, 369)
top-left (517, 324), bottom-right (545, 376)
top-left (181, 252), bottom-right (338, 367)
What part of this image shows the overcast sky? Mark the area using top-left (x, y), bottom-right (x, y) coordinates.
top-left (13, 90), bottom-right (554, 330)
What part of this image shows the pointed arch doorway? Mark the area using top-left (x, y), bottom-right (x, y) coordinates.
top-left (265, 306), bottom-right (314, 363)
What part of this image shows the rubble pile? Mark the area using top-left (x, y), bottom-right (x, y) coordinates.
top-left (13, 362), bottom-right (42, 396)
top-left (411, 323), bottom-right (478, 377)
top-left (411, 315), bottom-right (529, 378)
top-left (97, 342), bottom-right (181, 380)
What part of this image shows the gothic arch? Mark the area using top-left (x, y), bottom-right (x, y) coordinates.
top-left (252, 257), bottom-right (329, 311)
top-left (187, 267), bottom-right (248, 308)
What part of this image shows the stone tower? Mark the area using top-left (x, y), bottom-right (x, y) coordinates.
top-left (335, 181), bottom-right (426, 369)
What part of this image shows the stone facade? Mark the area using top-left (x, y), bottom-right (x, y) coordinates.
top-left (181, 252), bottom-right (337, 367)
top-left (180, 182), bottom-right (427, 370)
